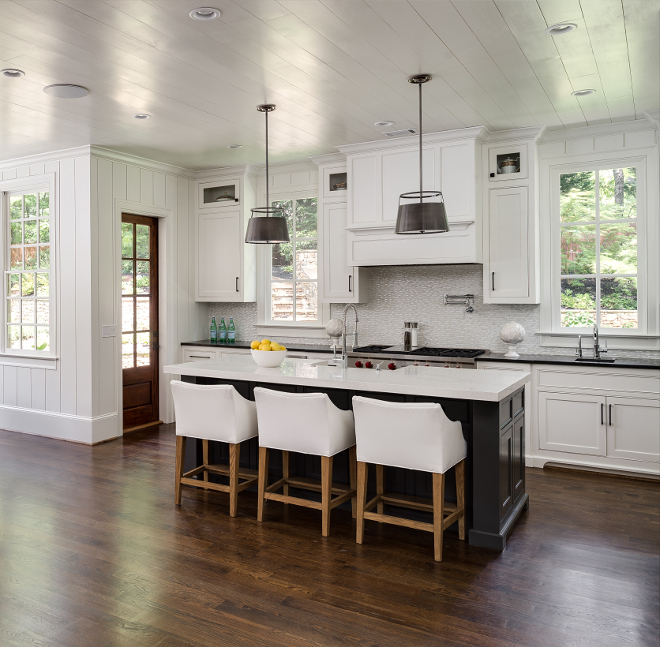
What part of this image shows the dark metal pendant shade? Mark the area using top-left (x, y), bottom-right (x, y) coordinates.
top-left (245, 104), bottom-right (291, 244)
top-left (245, 211), bottom-right (290, 244)
top-left (395, 74), bottom-right (449, 236)
top-left (396, 195), bottom-right (449, 234)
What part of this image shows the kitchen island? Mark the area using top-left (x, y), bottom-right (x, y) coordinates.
top-left (164, 356), bottom-right (531, 550)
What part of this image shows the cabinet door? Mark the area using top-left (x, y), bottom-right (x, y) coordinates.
top-left (512, 414), bottom-right (525, 502)
top-left (320, 202), bottom-right (360, 303)
top-left (606, 397), bottom-right (660, 463)
top-left (196, 210), bottom-right (242, 301)
top-left (538, 391), bottom-right (607, 455)
top-left (488, 187), bottom-right (529, 299)
top-left (182, 348), bottom-right (218, 362)
top-left (499, 423), bottom-right (513, 521)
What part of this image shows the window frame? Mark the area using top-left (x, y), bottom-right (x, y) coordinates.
top-left (546, 155), bottom-right (652, 340)
top-left (1, 174), bottom-right (57, 363)
top-left (256, 188), bottom-right (329, 336)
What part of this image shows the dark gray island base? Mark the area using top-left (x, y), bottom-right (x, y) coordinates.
top-left (180, 374), bottom-right (527, 551)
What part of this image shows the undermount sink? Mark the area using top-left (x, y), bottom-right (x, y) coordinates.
top-left (575, 357), bottom-right (615, 363)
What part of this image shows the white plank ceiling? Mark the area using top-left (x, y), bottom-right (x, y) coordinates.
top-left (0, 0), bottom-right (658, 169)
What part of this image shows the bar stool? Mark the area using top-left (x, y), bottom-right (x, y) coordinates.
top-left (253, 387), bottom-right (356, 537)
top-left (170, 380), bottom-right (259, 516)
top-left (352, 396), bottom-right (467, 562)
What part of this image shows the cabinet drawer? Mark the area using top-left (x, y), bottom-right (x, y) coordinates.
top-left (182, 348), bottom-right (218, 362)
top-left (537, 367), bottom-right (659, 395)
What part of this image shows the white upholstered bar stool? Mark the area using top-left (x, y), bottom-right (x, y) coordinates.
top-left (352, 396), bottom-right (467, 562)
top-left (253, 387), bottom-right (357, 537)
top-left (170, 380), bottom-right (259, 517)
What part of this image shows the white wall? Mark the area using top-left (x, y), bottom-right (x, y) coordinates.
top-left (0, 146), bottom-right (204, 444)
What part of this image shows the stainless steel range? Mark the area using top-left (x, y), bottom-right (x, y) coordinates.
top-left (348, 345), bottom-right (488, 369)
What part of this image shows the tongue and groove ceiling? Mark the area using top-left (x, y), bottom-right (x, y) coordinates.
top-left (0, 0), bottom-right (658, 169)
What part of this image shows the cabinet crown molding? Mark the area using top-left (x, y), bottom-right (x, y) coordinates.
top-left (337, 126), bottom-right (488, 155)
top-left (310, 152), bottom-right (346, 166)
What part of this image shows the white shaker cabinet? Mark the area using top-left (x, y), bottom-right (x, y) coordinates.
top-left (486, 187), bottom-right (530, 299)
top-left (538, 391), bottom-right (607, 456)
top-left (195, 167), bottom-right (257, 302)
top-left (606, 397), bottom-right (660, 463)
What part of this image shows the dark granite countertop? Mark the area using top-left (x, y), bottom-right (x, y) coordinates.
top-left (181, 341), bottom-right (659, 369)
top-left (477, 353), bottom-right (660, 370)
top-left (182, 340), bottom-right (335, 353)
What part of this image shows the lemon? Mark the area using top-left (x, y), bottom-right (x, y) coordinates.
top-left (280, 346), bottom-right (286, 351)
top-left (261, 338), bottom-right (271, 345)
top-left (270, 342), bottom-right (280, 351)
top-left (250, 340), bottom-right (260, 350)
top-left (259, 344), bottom-right (271, 351)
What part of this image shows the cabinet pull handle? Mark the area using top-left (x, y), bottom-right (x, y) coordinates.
top-left (609, 404), bottom-right (612, 426)
top-left (601, 403), bottom-right (604, 425)
top-left (235, 277), bottom-right (239, 292)
top-left (348, 275), bottom-right (352, 292)
top-left (188, 355), bottom-right (210, 359)
top-left (492, 271), bottom-right (495, 291)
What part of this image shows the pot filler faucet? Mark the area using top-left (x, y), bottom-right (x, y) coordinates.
top-left (341, 304), bottom-right (359, 368)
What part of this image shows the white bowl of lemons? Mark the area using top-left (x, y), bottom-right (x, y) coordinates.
top-left (250, 339), bottom-right (288, 368)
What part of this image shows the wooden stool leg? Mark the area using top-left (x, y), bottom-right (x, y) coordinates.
top-left (257, 447), bottom-right (269, 522)
top-left (175, 435), bottom-right (186, 505)
top-left (321, 455), bottom-right (333, 537)
top-left (348, 445), bottom-right (357, 519)
top-left (433, 472), bottom-right (445, 562)
top-left (455, 459), bottom-right (466, 541)
top-left (356, 461), bottom-right (368, 544)
top-left (376, 464), bottom-right (384, 521)
top-left (282, 450), bottom-right (290, 500)
top-left (229, 443), bottom-right (240, 518)
top-left (202, 439), bottom-right (209, 482)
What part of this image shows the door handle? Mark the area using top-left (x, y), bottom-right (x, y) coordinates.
top-left (601, 403), bottom-right (604, 425)
top-left (609, 404), bottom-right (612, 426)
top-left (492, 271), bottom-right (495, 291)
top-left (348, 275), bottom-right (352, 292)
top-left (235, 277), bottom-right (239, 292)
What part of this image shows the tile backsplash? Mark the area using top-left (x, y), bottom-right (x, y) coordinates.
top-left (208, 265), bottom-right (659, 359)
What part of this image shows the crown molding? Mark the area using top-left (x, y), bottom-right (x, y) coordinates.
top-left (484, 126), bottom-right (545, 144)
top-left (645, 110), bottom-right (660, 128)
top-left (309, 152), bottom-right (346, 166)
top-left (0, 145), bottom-right (92, 171)
top-left (194, 164), bottom-right (260, 181)
top-left (540, 118), bottom-right (656, 143)
top-left (337, 126), bottom-right (489, 155)
top-left (90, 146), bottom-right (195, 178)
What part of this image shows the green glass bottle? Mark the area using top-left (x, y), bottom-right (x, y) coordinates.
top-left (219, 317), bottom-right (227, 344)
top-left (228, 317), bottom-right (236, 344)
top-left (210, 316), bottom-right (217, 343)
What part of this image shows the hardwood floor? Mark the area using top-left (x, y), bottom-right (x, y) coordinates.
top-left (0, 424), bottom-right (658, 647)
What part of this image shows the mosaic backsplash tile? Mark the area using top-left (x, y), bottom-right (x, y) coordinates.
top-left (208, 265), bottom-right (659, 359)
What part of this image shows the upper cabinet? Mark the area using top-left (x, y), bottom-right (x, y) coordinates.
top-left (311, 153), bottom-right (367, 303)
top-left (482, 128), bottom-right (543, 304)
top-left (195, 167), bottom-right (257, 302)
top-left (337, 128), bottom-right (486, 266)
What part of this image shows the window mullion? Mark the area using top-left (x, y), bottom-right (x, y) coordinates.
top-left (594, 169), bottom-right (601, 326)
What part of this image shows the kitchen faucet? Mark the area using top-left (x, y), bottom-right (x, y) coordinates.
top-left (340, 304), bottom-right (359, 368)
top-left (593, 323), bottom-right (607, 359)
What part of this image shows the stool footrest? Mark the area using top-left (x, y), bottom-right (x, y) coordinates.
top-left (364, 511), bottom-right (433, 533)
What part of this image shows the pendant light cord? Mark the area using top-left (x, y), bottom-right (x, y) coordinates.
top-left (419, 80), bottom-right (423, 203)
top-left (265, 109), bottom-right (270, 214)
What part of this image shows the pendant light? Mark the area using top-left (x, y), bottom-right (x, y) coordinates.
top-left (395, 74), bottom-right (449, 235)
top-left (245, 104), bottom-right (290, 244)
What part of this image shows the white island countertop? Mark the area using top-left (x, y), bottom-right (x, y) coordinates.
top-left (164, 356), bottom-right (530, 402)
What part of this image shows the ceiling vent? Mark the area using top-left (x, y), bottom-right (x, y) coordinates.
top-left (383, 128), bottom-right (418, 138)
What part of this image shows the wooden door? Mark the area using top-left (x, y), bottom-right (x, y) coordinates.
top-left (488, 186), bottom-right (529, 298)
top-left (122, 214), bottom-right (159, 429)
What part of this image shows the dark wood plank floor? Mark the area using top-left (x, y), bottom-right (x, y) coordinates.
top-left (0, 424), bottom-right (658, 647)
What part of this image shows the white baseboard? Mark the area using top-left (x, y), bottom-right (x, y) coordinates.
top-left (0, 405), bottom-right (120, 445)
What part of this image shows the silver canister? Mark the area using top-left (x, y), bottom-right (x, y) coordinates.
top-left (403, 321), bottom-right (412, 351)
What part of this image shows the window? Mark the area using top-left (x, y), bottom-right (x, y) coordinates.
top-left (268, 197), bottom-right (319, 324)
top-left (557, 165), bottom-right (642, 331)
top-left (3, 185), bottom-right (53, 355)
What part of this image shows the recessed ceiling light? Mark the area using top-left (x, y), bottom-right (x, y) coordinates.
top-left (1, 68), bottom-right (25, 78)
top-left (189, 7), bottom-right (220, 20)
top-left (374, 120), bottom-right (395, 127)
top-left (571, 88), bottom-right (596, 97)
top-left (133, 113), bottom-right (151, 119)
top-left (545, 22), bottom-right (578, 35)
top-left (227, 144), bottom-right (242, 149)
top-left (43, 84), bottom-right (89, 99)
